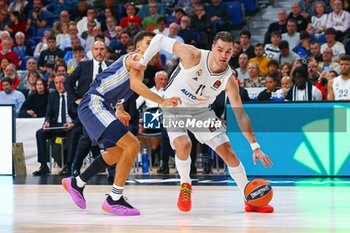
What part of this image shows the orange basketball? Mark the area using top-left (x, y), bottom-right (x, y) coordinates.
top-left (244, 179), bottom-right (273, 207)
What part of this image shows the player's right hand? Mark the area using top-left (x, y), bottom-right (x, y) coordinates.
top-left (160, 97), bottom-right (182, 107)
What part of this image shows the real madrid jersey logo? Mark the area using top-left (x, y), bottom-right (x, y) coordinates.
top-left (211, 80), bottom-right (222, 90)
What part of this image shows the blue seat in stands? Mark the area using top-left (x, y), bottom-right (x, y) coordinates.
top-left (37, 27), bottom-right (51, 38)
top-left (20, 56), bottom-right (33, 71)
top-left (226, 1), bottom-right (243, 26)
top-left (240, 0), bottom-right (256, 14)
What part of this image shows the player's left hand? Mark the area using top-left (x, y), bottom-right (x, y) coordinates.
top-left (116, 110), bottom-right (131, 126)
top-left (253, 149), bottom-right (272, 168)
top-left (129, 54), bottom-right (146, 71)
top-left (160, 97), bottom-right (182, 107)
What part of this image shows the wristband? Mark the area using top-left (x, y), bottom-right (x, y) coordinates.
top-left (250, 142), bottom-right (260, 151)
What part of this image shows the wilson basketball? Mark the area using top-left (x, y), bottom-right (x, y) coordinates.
top-left (244, 179), bottom-right (273, 207)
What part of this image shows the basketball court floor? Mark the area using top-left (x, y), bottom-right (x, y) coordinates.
top-left (1, 175), bottom-right (349, 233)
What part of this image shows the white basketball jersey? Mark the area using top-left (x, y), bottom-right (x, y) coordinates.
top-left (164, 50), bottom-right (232, 107)
top-left (332, 76), bottom-right (350, 100)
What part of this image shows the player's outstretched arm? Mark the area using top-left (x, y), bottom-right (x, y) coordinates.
top-left (139, 34), bottom-right (201, 69)
top-left (128, 55), bottom-right (181, 107)
top-left (226, 76), bottom-right (272, 168)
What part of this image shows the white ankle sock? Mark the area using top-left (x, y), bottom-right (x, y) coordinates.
top-left (175, 155), bottom-right (191, 184)
top-left (110, 184), bottom-right (124, 201)
top-left (76, 176), bottom-right (86, 188)
top-left (228, 162), bottom-right (248, 197)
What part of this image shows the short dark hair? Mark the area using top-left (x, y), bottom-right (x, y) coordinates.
top-left (240, 30), bottom-right (251, 39)
top-left (340, 55), bottom-right (350, 61)
top-left (267, 59), bottom-right (279, 67)
top-left (47, 34), bottom-right (56, 41)
top-left (54, 64), bottom-right (67, 73)
top-left (325, 27), bottom-right (336, 35)
top-left (213, 31), bottom-right (234, 44)
top-left (133, 30), bottom-right (156, 46)
top-left (73, 45), bottom-right (84, 52)
top-left (1, 77), bottom-right (13, 85)
top-left (279, 40), bottom-right (289, 49)
top-left (293, 66), bottom-right (308, 79)
top-left (255, 43), bottom-right (264, 48)
top-left (287, 18), bottom-right (297, 26)
top-left (300, 31), bottom-right (310, 40)
top-left (271, 31), bottom-right (281, 38)
top-left (266, 72), bottom-right (279, 82)
top-left (157, 16), bottom-right (167, 24)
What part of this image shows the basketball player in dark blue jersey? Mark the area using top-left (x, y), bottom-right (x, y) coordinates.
top-left (62, 31), bottom-right (180, 216)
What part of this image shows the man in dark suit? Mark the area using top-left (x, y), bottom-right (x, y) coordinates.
top-left (64, 41), bottom-right (111, 176)
top-left (33, 74), bottom-right (81, 176)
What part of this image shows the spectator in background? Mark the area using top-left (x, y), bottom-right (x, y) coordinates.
top-left (69, 0), bottom-right (88, 22)
top-left (281, 62), bottom-right (293, 77)
top-left (17, 58), bottom-right (42, 82)
top-left (286, 66), bottom-right (322, 101)
top-left (33, 30), bottom-right (50, 57)
top-left (142, 2), bottom-right (162, 30)
top-left (170, 8), bottom-right (186, 25)
top-left (276, 76), bottom-right (293, 98)
top-left (67, 45), bottom-right (86, 73)
top-left (306, 2), bottom-right (328, 42)
top-left (19, 78), bottom-right (48, 118)
top-left (5, 11), bottom-right (27, 38)
top-left (56, 22), bottom-right (71, 47)
top-left (104, 16), bottom-right (117, 41)
top-left (153, 16), bottom-right (169, 36)
top-left (249, 43), bottom-right (270, 77)
top-left (326, 0), bottom-right (350, 35)
top-left (321, 27), bottom-right (346, 62)
top-left (236, 53), bottom-right (249, 81)
top-left (229, 41), bottom-right (241, 68)
top-left (307, 60), bottom-right (320, 85)
top-left (292, 31), bottom-right (312, 58)
top-left (179, 15), bottom-right (198, 46)
top-left (239, 31), bottom-right (255, 59)
top-left (0, 39), bottom-right (19, 67)
top-left (191, 4), bottom-right (212, 49)
top-left (264, 9), bottom-right (288, 44)
top-left (18, 70), bottom-right (40, 97)
top-left (25, 0), bottom-right (51, 34)
top-left (123, 16), bottom-right (143, 40)
top-left (298, 0), bottom-right (314, 19)
top-left (317, 47), bottom-right (341, 75)
top-left (4, 63), bottom-right (21, 89)
top-left (119, 3), bottom-right (142, 28)
top-left (287, 3), bottom-right (308, 32)
top-left (59, 23), bottom-right (86, 51)
top-left (81, 20), bottom-right (96, 41)
top-left (266, 59), bottom-right (280, 81)
top-left (310, 41), bottom-right (323, 63)
top-left (0, 31), bottom-right (15, 51)
top-left (257, 72), bottom-right (279, 101)
top-left (242, 62), bottom-right (266, 88)
top-left (205, 0), bottom-right (231, 34)
top-left (77, 7), bottom-right (100, 37)
top-left (265, 31), bottom-right (281, 59)
top-left (111, 31), bottom-right (131, 56)
top-left (0, 57), bottom-right (10, 79)
top-left (13, 32), bottom-right (33, 68)
top-left (0, 8), bottom-right (10, 31)
top-left (42, 0), bottom-right (70, 17)
top-left (282, 19), bottom-right (300, 50)
top-left (273, 40), bottom-right (300, 66)
top-left (38, 35), bottom-right (64, 75)
top-left (0, 77), bottom-right (25, 116)
top-left (52, 11), bottom-right (74, 36)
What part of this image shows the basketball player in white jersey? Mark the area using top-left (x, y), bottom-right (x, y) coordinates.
top-left (328, 55), bottom-right (350, 100)
top-left (134, 31), bottom-right (274, 213)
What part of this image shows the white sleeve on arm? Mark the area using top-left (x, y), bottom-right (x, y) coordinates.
top-left (140, 34), bottom-right (177, 66)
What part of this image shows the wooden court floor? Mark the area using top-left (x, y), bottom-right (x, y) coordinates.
top-left (1, 181), bottom-right (349, 233)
